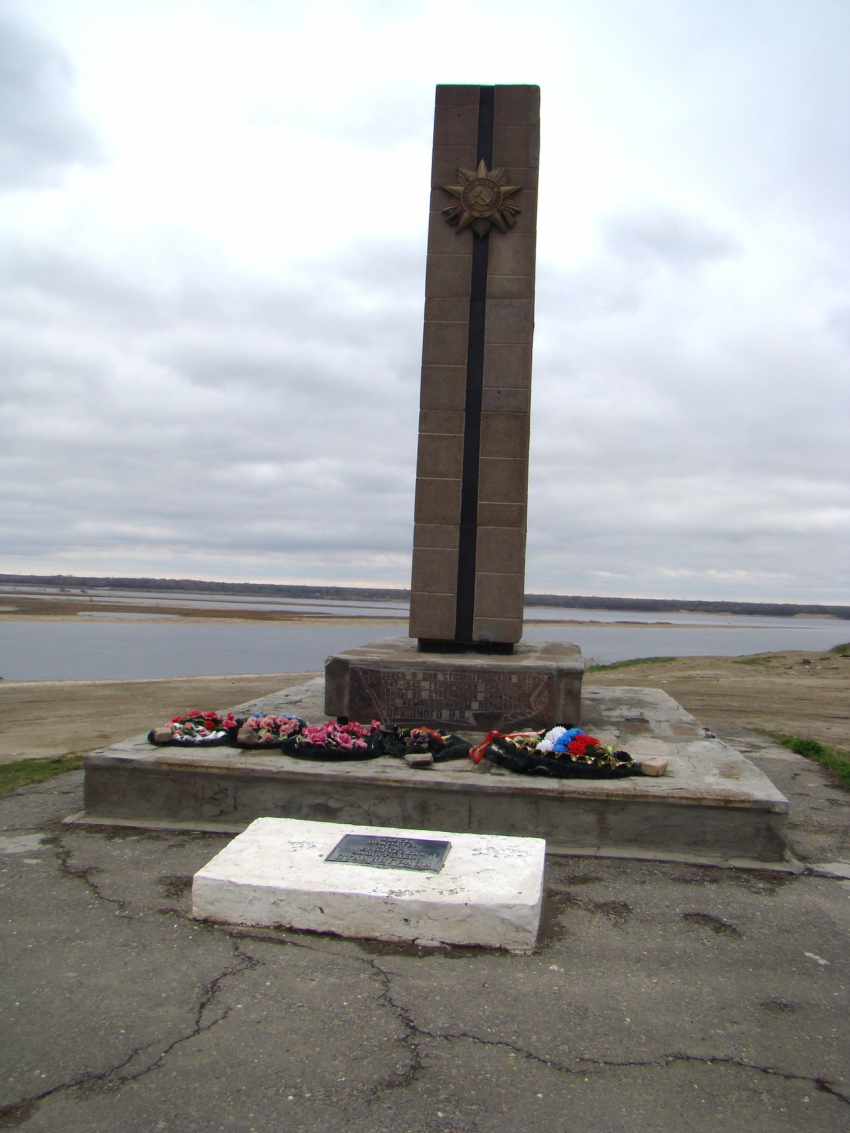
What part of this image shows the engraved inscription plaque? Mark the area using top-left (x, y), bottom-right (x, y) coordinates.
top-left (325, 834), bottom-right (451, 872)
top-left (325, 639), bottom-right (585, 733)
top-left (350, 665), bottom-right (552, 728)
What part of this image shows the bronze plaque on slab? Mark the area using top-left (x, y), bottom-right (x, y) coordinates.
top-left (325, 834), bottom-right (451, 872)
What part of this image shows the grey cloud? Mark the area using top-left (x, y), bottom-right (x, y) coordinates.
top-left (534, 209), bottom-right (739, 325)
top-left (601, 208), bottom-right (740, 272)
top-left (244, 85), bottom-right (431, 149)
top-left (0, 13), bottom-right (100, 189)
top-left (0, 237), bottom-right (419, 580)
top-left (2, 220), bottom-right (846, 599)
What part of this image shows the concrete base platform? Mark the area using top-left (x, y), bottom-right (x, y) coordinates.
top-left (192, 817), bottom-right (545, 952)
top-left (325, 636), bottom-right (584, 731)
top-left (81, 679), bottom-right (790, 863)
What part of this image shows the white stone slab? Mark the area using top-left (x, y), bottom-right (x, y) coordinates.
top-left (192, 817), bottom-right (545, 953)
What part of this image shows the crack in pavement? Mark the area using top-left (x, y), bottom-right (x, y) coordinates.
top-left (0, 935), bottom-right (260, 1126)
top-left (197, 921), bottom-right (850, 1110)
top-left (205, 925), bottom-right (427, 1097)
top-left (358, 959), bottom-right (850, 1108)
top-left (51, 833), bottom-right (133, 919)
top-left (362, 957), bottom-right (425, 1097)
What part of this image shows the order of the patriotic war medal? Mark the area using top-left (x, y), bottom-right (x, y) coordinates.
top-left (442, 160), bottom-right (522, 238)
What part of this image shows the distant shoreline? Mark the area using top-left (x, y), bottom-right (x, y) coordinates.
top-left (0, 612), bottom-right (846, 627)
top-left (1, 573), bottom-right (848, 620)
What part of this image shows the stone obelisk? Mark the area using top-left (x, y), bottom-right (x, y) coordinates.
top-left (325, 85), bottom-right (583, 732)
top-left (409, 85), bottom-right (539, 652)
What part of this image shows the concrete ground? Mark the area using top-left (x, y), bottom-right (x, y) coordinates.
top-left (2, 732), bottom-right (849, 1132)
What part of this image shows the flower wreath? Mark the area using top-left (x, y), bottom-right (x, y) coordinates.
top-left (470, 726), bottom-right (640, 779)
top-left (280, 719), bottom-right (383, 760)
top-left (380, 726), bottom-right (472, 762)
top-left (148, 710), bottom-right (240, 746)
top-left (235, 713), bottom-right (304, 747)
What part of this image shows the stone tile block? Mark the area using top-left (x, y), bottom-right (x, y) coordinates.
top-left (484, 299), bottom-right (534, 345)
top-left (499, 163), bottom-right (540, 192)
top-left (483, 344), bottom-right (533, 389)
top-left (411, 546), bottom-right (459, 594)
top-left (413, 476), bottom-right (462, 525)
top-left (494, 85), bottom-right (540, 126)
top-left (434, 103), bottom-right (479, 147)
top-left (409, 591), bottom-right (456, 640)
top-left (420, 367), bottom-right (468, 410)
top-left (480, 411), bottom-right (530, 458)
top-left (477, 501), bottom-right (526, 528)
top-left (424, 297), bottom-right (469, 324)
top-left (427, 209), bottom-right (468, 255)
top-left (422, 319), bottom-right (469, 367)
top-left (436, 85), bottom-right (481, 106)
top-left (431, 144), bottom-right (479, 188)
top-left (416, 433), bottom-right (464, 479)
top-left (499, 190), bottom-right (538, 236)
top-left (475, 524), bottom-right (527, 576)
top-left (492, 126), bottom-right (540, 170)
top-left (472, 616), bottom-right (524, 644)
top-left (474, 571), bottom-right (525, 619)
top-left (486, 233), bottom-right (537, 279)
top-left (486, 274), bottom-right (535, 300)
top-left (419, 409), bottom-right (465, 436)
top-left (481, 387), bottom-right (530, 413)
top-left (323, 654), bottom-right (349, 715)
top-left (424, 254), bottom-right (472, 299)
top-left (478, 457), bottom-right (529, 504)
top-left (413, 523), bottom-right (460, 550)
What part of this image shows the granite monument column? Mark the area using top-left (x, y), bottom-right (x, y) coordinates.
top-left (325, 84), bottom-right (582, 732)
top-left (409, 85), bottom-right (539, 652)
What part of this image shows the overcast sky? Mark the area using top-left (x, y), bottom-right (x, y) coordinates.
top-left (0, 0), bottom-right (847, 602)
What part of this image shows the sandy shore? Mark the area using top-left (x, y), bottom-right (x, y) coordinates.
top-left (0, 672), bottom-right (315, 763)
top-left (585, 648), bottom-right (850, 748)
top-left (0, 593), bottom-right (407, 624)
top-left (0, 648), bottom-right (847, 763)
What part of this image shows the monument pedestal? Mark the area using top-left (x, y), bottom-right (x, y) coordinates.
top-left (324, 637), bottom-right (584, 733)
top-left (77, 681), bottom-right (791, 865)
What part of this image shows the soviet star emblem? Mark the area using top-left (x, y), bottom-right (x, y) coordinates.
top-left (442, 160), bottom-right (522, 238)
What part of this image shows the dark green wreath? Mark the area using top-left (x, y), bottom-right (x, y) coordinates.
top-left (485, 735), bottom-right (641, 779)
top-left (380, 726), bottom-right (472, 763)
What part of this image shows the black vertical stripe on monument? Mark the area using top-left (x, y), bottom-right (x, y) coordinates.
top-left (454, 86), bottom-right (494, 643)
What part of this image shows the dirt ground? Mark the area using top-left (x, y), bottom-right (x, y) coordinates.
top-left (0, 648), bottom-right (847, 764)
top-left (585, 649), bottom-right (850, 749)
top-left (0, 673), bottom-right (316, 763)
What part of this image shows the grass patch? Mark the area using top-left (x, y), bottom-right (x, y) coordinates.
top-left (770, 734), bottom-right (850, 791)
top-left (587, 656), bottom-right (677, 673)
top-left (0, 754), bottom-right (84, 796)
top-left (830, 642), bottom-right (850, 656)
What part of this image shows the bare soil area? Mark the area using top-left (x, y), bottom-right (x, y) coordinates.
top-left (585, 648), bottom-right (850, 748)
top-left (0, 672), bottom-right (315, 763)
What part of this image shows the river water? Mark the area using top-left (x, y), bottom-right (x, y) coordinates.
top-left (1, 606), bottom-right (847, 681)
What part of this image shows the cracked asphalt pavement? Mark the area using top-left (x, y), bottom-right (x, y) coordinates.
top-left (2, 757), bottom-right (850, 1132)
